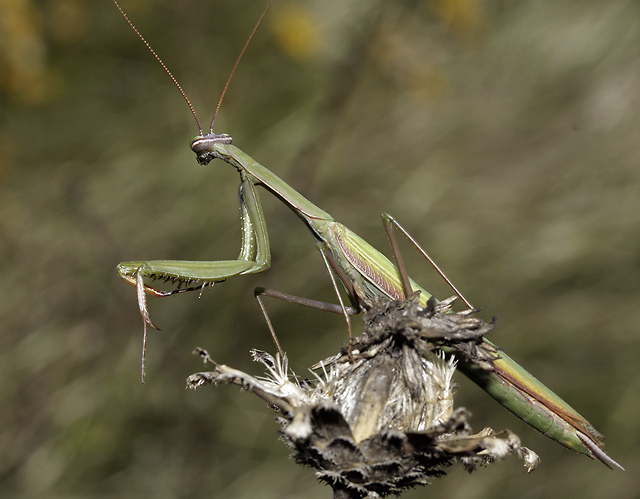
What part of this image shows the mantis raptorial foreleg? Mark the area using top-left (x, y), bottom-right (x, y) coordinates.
top-left (119, 178), bottom-right (269, 289)
top-left (118, 177), bottom-right (270, 381)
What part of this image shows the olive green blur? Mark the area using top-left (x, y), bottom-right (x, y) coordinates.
top-left (1, 0), bottom-right (638, 497)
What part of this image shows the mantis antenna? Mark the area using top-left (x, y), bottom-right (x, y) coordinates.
top-left (209, 3), bottom-right (272, 133)
top-left (111, 0), bottom-right (272, 136)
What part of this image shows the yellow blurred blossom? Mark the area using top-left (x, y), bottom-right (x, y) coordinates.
top-left (270, 3), bottom-right (324, 62)
top-left (0, 0), bottom-right (60, 104)
top-left (431, 0), bottom-right (484, 41)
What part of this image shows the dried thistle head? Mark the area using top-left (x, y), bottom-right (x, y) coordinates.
top-left (187, 296), bottom-right (539, 498)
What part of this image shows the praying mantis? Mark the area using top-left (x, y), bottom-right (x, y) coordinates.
top-left (112, 0), bottom-right (622, 469)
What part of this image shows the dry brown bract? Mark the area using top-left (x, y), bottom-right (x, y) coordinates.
top-left (187, 295), bottom-right (539, 499)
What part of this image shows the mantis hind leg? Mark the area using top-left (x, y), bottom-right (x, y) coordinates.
top-left (381, 213), bottom-right (474, 310)
top-left (254, 287), bottom-right (358, 359)
top-left (252, 245), bottom-right (364, 356)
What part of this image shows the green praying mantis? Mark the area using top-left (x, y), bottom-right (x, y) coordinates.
top-left (112, 0), bottom-right (622, 469)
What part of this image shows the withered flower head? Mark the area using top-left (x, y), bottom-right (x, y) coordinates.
top-left (187, 296), bottom-right (539, 498)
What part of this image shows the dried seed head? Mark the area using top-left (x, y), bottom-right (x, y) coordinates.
top-left (187, 296), bottom-right (538, 498)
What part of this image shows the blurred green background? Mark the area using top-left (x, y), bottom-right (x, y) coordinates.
top-left (1, 0), bottom-right (639, 497)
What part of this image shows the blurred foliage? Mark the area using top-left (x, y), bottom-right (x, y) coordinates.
top-left (1, 0), bottom-right (639, 497)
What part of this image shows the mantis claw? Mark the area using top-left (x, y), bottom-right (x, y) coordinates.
top-left (136, 270), bottom-right (160, 383)
top-left (136, 269), bottom-right (160, 331)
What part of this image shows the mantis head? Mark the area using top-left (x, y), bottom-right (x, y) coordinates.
top-left (191, 134), bottom-right (233, 165)
top-left (113, 0), bottom-right (269, 166)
